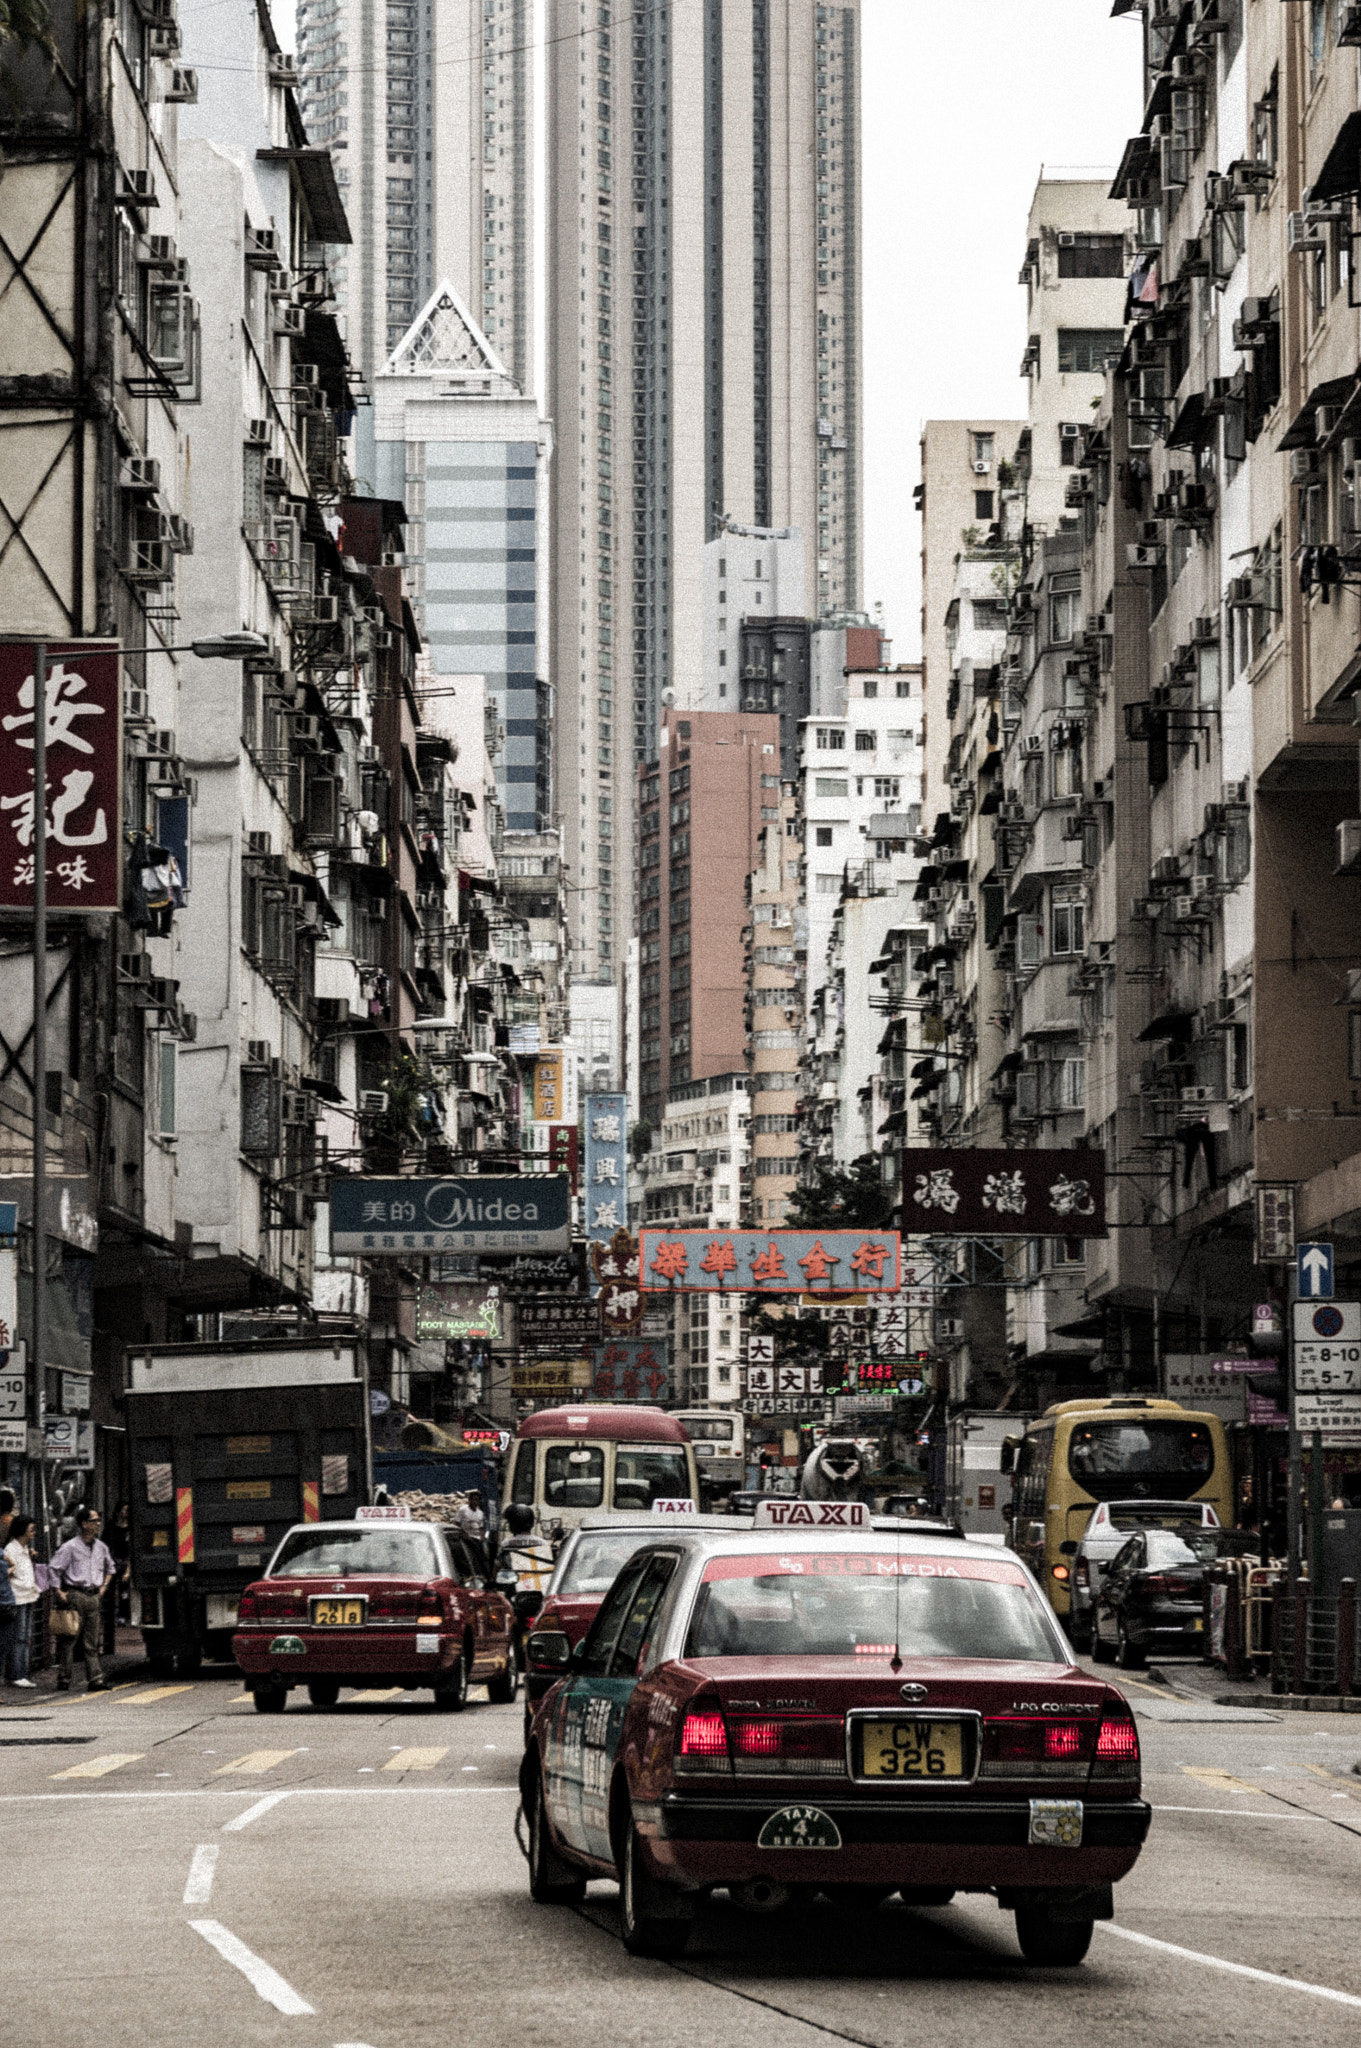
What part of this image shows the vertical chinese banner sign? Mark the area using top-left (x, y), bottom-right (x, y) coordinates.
top-left (584, 1092), bottom-right (628, 1282)
top-left (0, 642), bottom-right (121, 912)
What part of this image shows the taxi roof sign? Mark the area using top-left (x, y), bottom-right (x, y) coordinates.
top-left (751, 1499), bottom-right (868, 1530)
top-left (652, 1496), bottom-right (696, 1515)
top-left (355, 1503), bottom-right (412, 1520)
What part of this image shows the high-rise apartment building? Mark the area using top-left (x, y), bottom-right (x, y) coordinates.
top-left (298, 0), bottom-right (533, 460)
top-left (637, 709), bottom-right (781, 1127)
top-left (547, 0), bottom-right (864, 980)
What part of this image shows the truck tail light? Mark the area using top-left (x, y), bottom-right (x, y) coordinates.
top-left (1093, 1699), bottom-right (1140, 1780)
top-left (677, 1698), bottom-right (730, 1773)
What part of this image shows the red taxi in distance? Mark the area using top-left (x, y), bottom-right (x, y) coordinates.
top-left (233, 1507), bottom-right (518, 1713)
top-left (520, 1504), bottom-right (1150, 1964)
top-left (525, 1511), bottom-right (735, 1737)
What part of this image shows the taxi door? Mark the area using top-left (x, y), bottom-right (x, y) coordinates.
top-left (547, 1552), bottom-right (677, 1861)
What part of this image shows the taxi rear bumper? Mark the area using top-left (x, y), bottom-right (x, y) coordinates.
top-left (642, 1793), bottom-right (1150, 1891)
top-left (232, 1628), bottom-right (461, 1680)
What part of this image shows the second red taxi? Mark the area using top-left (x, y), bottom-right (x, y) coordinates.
top-left (233, 1507), bottom-right (518, 1711)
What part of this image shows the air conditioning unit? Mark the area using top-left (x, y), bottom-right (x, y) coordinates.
top-left (1340, 3), bottom-right (1361, 43)
top-left (273, 305), bottom-right (305, 338)
top-left (167, 514), bottom-right (192, 554)
top-left (1287, 212), bottom-right (1327, 254)
top-left (263, 456), bottom-right (288, 492)
top-left (1290, 449), bottom-right (1319, 482)
top-left (1343, 439), bottom-right (1361, 476)
top-left (973, 459), bottom-right (991, 475)
top-left (1202, 375), bottom-right (1235, 414)
top-left (147, 23), bottom-right (179, 55)
top-left (310, 594), bottom-right (340, 624)
top-left (1338, 819), bottom-right (1361, 875)
top-left (119, 456), bottom-right (160, 494)
top-left (267, 51), bottom-right (299, 84)
top-left (1226, 575), bottom-right (1256, 606)
top-left (1181, 1086), bottom-right (1215, 1106)
top-left (1317, 403), bottom-right (1345, 438)
top-left (246, 418), bottom-right (271, 446)
top-left (359, 1089), bottom-right (390, 1117)
top-left (120, 953), bottom-right (150, 981)
top-left (245, 225), bottom-right (279, 268)
top-left (246, 1039), bottom-right (271, 1065)
top-left (1172, 895), bottom-right (1200, 921)
top-left (1222, 778), bottom-right (1249, 806)
top-left (938, 1318), bottom-right (965, 1340)
top-left (116, 167), bottom-right (157, 209)
top-left (314, 997), bottom-right (350, 1027)
top-left (165, 65), bottom-right (197, 101)
top-left (1126, 543), bottom-right (1165, 569)
top-left (1191, 615), bottom-right (1218, 642)
top-left (123, 687), bottom-right (151, 727)
top-left (997, 800), bottom-right (1026, 823)
top-left (282, 1089), bottom-right (318, 1125)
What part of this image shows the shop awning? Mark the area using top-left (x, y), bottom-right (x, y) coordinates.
top-left (1278, 374), bottom-right (1359, 452)
top-left (1136, 1008), bottom-right (1196, 1042)
top-left (1307, 110), bottom-right (1361, 205)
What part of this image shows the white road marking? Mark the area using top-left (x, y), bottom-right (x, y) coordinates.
top-left (0, 1783), bottom-right (521, 1806)
top-left (1153, 1804), bottom-right (1318, 1820)
top-left (1100, 1924), bottom-right (1361, 2008)
top-left (188, 1919), bottom-right (315, 2016)
top-left (222, 1792), bottom-right (293, 1832)
top-left (50, 1753), bottom-right (144, 1781)
top-left (183, 1844), bottom-right (220, 1905)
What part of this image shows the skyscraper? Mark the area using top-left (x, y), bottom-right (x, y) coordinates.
top-left (547, 0), bottom-right (863, 983)
top-left (297, 0), bottom-right (534, 460)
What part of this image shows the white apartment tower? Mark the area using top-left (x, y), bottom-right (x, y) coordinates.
top-left (547, 0), bottom-right (864, 982)
top-left (297, 0), bottom-right (533, 432)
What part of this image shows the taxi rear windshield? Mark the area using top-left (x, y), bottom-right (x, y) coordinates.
top-left (558, 1529), bottom-right (658, 1596)
top-left (685, 1553), bottom-right (1060, 1663)
top-left (270, 1529), bottom-right (444, 1577)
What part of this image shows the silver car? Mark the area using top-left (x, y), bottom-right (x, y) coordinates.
top-left (1067, 1498), bottom-right (1221, 1651)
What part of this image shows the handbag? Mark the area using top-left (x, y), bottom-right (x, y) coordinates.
top-left (48, 1601), bottom-right (81, 1639)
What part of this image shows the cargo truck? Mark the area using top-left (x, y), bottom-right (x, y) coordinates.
top-left (124, 1338), bottom-right (369, 1676)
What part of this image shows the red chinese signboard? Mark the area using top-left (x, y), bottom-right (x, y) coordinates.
top-left (587, 1340), bottom-right (669, 1403)
top-left (591, 1227), bottom-right (645, 1332)
top-left (902, 1148), bottom-right (1107, 1238)
top-left (638, 1230), bottom-right (902, 1293)
top-left (0, 641), bottom-right (121, 912)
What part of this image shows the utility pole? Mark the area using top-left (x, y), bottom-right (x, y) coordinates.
top-left (30, 642), bottom-right (46, 1519)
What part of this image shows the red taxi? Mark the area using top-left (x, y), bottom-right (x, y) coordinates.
top-left (233, 1508), bottom-right (518, 1713)
top-left (520, 1505), bottom-right (1149, 1963)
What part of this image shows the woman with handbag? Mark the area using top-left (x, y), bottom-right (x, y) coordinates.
top-left (3, 1517), bottom-right (39, 1686)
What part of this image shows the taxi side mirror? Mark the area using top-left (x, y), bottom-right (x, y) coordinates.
top-left (526, 1629), bottom-right (571, 1669)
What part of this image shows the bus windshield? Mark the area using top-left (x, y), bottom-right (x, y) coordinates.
top-left (1068, 1421), bottom-right (1215, 1503)
top-left (682, 1417), bottom-right (737, 1444)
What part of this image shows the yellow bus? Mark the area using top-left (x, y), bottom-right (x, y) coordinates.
top-left (1002, 1397), bottom-right (1233, 1621)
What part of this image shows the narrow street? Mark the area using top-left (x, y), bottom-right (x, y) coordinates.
top-left (6, 1669), bottom-right (1361, 2047)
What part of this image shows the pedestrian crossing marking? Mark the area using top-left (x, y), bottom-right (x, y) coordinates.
top-left (381, 1747), bottom-right (449, 1772)
top-left (213, 1750), bottom-right (300, 1775)
top-left (127, 1686), bottom-right (196, 1706)
top-left (50, 1752), bottom-right (145, 1780)
top-left (344, 1689), bottom-right (407, 1705)
top-left (1182, 1767), bottom-right (1259, 1794)
top-left (226, 1694), bottom-right (253, 1705)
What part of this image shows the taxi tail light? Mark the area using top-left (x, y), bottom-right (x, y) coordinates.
top-left (370, 1588), bottom-right (424, 1621)
top-left (729, 1715), bottom-right (844, 1768)
top-left (237, 1589), bottom-right (258, 1623)
top-left (677, 1697), bottom-right (731, 1773)
top-left (1093, 1700), bottom-right (1140, 1779)
top-left (982, 1717), bottom-right (1096, 1766)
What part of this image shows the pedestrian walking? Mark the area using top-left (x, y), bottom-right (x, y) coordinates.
top-left (48, 1508), bottom-right (116, 1692)
top-left (0, 1534), bottom-right (16, 1683)
top-left (3, 1516), bottom-right (38, 1686)
top-left (455, 1491), bottom-right (486, 1543)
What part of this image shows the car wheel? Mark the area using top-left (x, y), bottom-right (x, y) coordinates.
top-left (527, 1773), bottom-right (586, 1905)
top-left (307, 1680), bottom-right (341, 1709)
top-left (252, 1683), bottom-right (287, 1715)
top-left (487, 1653), bottom-right (519, 1706)
top-left (1014, 1907), bottom-right (1094, 1967)
top-left (1090, 1619), bottom-right (1114, 1664)
top-left (1115, 1624), bottom-right (1144, 1670)
top-left (620, 1815), bottom-right (693, 1959)
top-left (433, 1644), bottom-right (470, 1711)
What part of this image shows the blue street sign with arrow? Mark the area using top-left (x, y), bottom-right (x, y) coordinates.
top-left (1297, 1243), bottom-right (1334, 1299)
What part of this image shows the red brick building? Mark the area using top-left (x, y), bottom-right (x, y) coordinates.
top-left (638, 709), bottom-right (781, 1127)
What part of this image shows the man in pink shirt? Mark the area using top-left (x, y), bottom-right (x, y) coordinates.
top-left (49, 1508), bottom-right (116, 1691)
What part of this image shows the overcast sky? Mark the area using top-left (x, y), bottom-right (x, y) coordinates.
top-left (860, 1), bottom-right (1143, 656)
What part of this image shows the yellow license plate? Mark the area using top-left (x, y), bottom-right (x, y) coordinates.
top-left (310, 1598), bottom-right (365, 1626)
top-left (859, 1719), bottom-right (966, 1780)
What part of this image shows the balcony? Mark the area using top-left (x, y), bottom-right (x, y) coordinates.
top-left (1006, 801), bottom-right (1085, 909)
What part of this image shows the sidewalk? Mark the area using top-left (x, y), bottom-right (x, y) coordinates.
top-left (0, 1623), bottom-right (151, 1702)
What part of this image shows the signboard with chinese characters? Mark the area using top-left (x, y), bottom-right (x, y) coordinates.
top-left (415, 1283), bottom-right (504, 1343)
top-left (510, 1358), bottom-right (592, 1398)
top-left (526, 1122), bottom-right (579, 1191)
top-left (584, 1093), bottom-right (628, 1255)
top-left (902, 1149), bottom-right (1106, 1238)
top-left (479, 1249), bottom-right (582, 1292)
top-left (0, 641), bottom-right (121, 911)
top-left (532, 1049), bottom-right (565, 1124)
top-left (1254, 1182), bottom-right (1297, 1264)
top-left (517, 1296), bottom-right (603, 1351)
top-left (747, 1364), bottom-right (823, 1396)
top-left (591, 1228), bottom-right (645, 1334)
top-left (586, 1339), bottom-right (669, 1402)
top-left (639, 1230), bottom-right (901, 1293)
top-left (1163, 1354), bottom-right (1247, 1422)
top-left (330, 1175), bottom-right (570, 1253)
